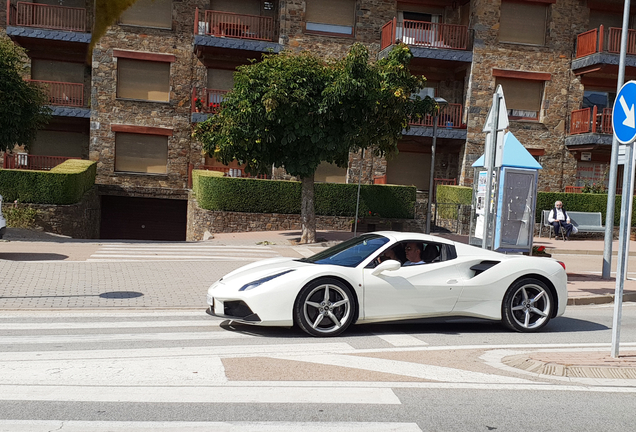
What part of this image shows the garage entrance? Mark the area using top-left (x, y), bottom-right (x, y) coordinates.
top-left (100, 195), bottom-right (187, 241)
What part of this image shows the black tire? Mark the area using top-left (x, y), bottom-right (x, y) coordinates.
top-left (502, 278), bottom-right (554, 332)
top-left (294, 278), bottom-right (355, 337)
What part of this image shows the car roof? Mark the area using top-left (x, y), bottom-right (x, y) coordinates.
top-left (369, 231), bottom-right (456, 246)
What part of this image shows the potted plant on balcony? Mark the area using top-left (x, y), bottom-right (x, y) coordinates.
top-left (194, 98), bottom-right (203, 113)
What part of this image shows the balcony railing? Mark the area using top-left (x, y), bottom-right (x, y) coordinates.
top-left (7, 1), bottom-right (87, 32)
top-left (381, 18), bottom-right (469, 51)
top-left (3, 153), bottom-right (79, 171)
top-left (192, 87), bottom-right (229, 114)
top-left (28, 79), bottom-right (84, 107)
top-left (570, 107), bottom-right (612, 135)
top-left (194, 8), bottom-right (275, 41)
top-left (409, 103), bottom-right (464, 128)
top-left (576, 25), bottom-right (636, 58)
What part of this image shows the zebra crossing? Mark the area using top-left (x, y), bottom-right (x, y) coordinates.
top-left (86, 242), bottom-right (282, 262)
top-left (0, 310), bottom-right (424, 431)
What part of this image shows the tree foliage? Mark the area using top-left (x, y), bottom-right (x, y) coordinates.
top-left (193, 43), bottom-right (437, 242)
top-left (194, 43), bottom-right (436, 177)
top-left (0, 36), bottom-right (51, 152)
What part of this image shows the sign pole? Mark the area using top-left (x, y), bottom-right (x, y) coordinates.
top-left (603, 0), bottom-right (630, 280)
top-left (482, 93), bottom-right (499, 249)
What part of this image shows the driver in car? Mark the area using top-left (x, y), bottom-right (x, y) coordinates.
top-left (403, 242), bottom-right (424, 266)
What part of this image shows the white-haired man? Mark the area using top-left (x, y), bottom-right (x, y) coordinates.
top-left (548, 200), bottom-right (573, 241)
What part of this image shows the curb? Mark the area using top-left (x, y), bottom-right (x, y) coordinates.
top-left (568, 291), bottom-right (636, 306)
top-left (503, 354), bottom-right (636, 380)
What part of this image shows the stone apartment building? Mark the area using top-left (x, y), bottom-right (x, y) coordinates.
top-left (0, 0), bottom-right (630, 240)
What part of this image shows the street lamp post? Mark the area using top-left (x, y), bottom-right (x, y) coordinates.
top-left (426, 97), bottom-right (448, 235)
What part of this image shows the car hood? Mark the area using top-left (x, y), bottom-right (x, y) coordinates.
top-left (215, 257), bottom-right (311, 287)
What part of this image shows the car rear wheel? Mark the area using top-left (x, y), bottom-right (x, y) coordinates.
top-left (502, 278), bottom-right (553, 332)
top-left (294, 278), bottom-right (355, 337)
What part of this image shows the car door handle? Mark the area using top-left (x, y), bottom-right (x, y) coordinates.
top-left (447, 279), bottom-right (458, 284)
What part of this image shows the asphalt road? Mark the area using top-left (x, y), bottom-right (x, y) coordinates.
top-left (0, 304), bottom-right (635, 431)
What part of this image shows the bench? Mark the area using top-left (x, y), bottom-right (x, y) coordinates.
top-left (539, 210), bottom-right (605, 238)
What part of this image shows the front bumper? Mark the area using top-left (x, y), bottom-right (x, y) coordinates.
top-left (207, 293), bottom-right (261, 323)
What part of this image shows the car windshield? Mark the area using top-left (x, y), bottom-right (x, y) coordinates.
top-left (298, 234), bottom-right (389, 267)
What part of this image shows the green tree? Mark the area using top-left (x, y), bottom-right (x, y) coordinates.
top-left (194, 43), bottom-right (437, 243)
top-left (0, 36), bottom-right (51, 152)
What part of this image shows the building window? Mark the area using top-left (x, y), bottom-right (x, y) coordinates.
top-left (116, 58), bottom-right (170, 102)
top-left (119, 0), bottom-right (172, 29)
top-left (496, 77), bottom-right (544, 120)
top-left (315, 161), bottom-right (347, 183)
top-left (305, 0), bottom-right (355, 36)
top-left (115, 133), bottom-right (168, 174)
top-left (499, 0), bottom-right (548, 45)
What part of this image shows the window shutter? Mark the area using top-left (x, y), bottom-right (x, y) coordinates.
top-left (120, 0), bottom-right (172, 29)
top-left (499, 1), bottom-right (547, 45)
top-left (305, 0), bottom-right (355, 27)
top-left (117, 59), bottom-right (170, 102)
top-left (211, 0), bottom-right (261, 15)
top-left (206, 69), bottom-right (235, 90)
top-left (496, 78), bottom-right (543, 113)
top-left (115, 133), bottom-right (168, 174)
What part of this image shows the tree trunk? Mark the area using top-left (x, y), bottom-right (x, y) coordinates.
top-left (300, 175), bottom-right (316, 244)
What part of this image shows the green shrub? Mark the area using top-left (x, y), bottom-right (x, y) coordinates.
top-left (0, 159), bottom-right (96, 204)
top-left (3, 205), bottom-right (38, 228)
top-left (192, 170), bottom-right (416, 218)
top-left (436, 185), bottom-right (472, 219)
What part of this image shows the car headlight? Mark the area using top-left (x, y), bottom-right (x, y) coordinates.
top-left (239, 270), bottom-right (295, 291)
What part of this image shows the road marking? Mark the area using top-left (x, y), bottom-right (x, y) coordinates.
top-left (88, 255), bottom-right (263, 261)
top-left (0, 420), bottom-right (422, 432)
top-left (271, 353), bottom-right (532, 384)
top-left (294, 247), bottom-right (316, 258)
top-left (0, 343), bottom-right (356, 362)
top-left (0, 331), bottom-right (254, 345)
top-left (0, 310), bottom-right (209, 318)
top-left (0, 385), bottom-right (401, 405)
top-left (374, 333), bottom-right (428, 347)
top-left (0, 320), bottom-right (223, 330)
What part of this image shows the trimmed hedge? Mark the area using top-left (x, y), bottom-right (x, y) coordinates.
top-left (192, 170), bottom-right (416, 218)
top-left (0, 159), bottom-right (96, 205)
top-left (437, 185), bottom-right (634, 226)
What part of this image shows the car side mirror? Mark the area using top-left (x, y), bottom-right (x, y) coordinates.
top-left (371, 259), bottom-right (401, 276)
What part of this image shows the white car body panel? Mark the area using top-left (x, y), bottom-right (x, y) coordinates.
top-left (206, 231), bottom-right (568, 331)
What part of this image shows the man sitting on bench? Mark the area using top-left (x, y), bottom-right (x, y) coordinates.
top-left (548, 200), bottom-right (573, 241)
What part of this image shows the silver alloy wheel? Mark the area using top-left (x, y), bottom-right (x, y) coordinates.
top-left (508, 282), bottom-right (551, 330)
top-left (302, 283), bottom-right (351, 334)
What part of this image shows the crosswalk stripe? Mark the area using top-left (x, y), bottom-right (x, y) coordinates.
top-left (88, 254), bottom-right (263, 260)
top-left (0, 320), bottom-right (222, 330)
top-left (0, 420), bottom-right (422, 432)
top-left (375, 333), bottom-right (428, 347)
top-left (0, 331), bottom-right (253, 344)
top-left (0, 385), bottom-right (402, 405)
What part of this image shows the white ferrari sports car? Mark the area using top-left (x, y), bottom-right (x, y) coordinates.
top-left (206, 231), bottom-right (567, 337)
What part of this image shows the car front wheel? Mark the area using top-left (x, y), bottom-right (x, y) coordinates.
top-left (502, 278), bottom-right (554, 332)
top-left (294, 278), bottom-right (355, 337)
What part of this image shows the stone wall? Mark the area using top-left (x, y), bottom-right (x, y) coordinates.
top-left (186, 193), bottom-right (424, 241)
top-left (7, 187), bottom-right (100, 239)
top-left (90, 0), bottom-right (203, 191)
top-left (461, 0), bottom-right (588, 192)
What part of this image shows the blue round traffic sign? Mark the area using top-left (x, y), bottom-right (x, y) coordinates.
top-left (613, 81), bottom-right (636, 144)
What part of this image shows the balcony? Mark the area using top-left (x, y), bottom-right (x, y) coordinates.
top-left (191, 88), bottom-right (228, 114)
top-left (573, 25), bottom-right (636, 81)
top-left (565, 106), bottom-right (613, 149)
top-left (570, 107), bottom-right (612, 135)
top-left (193, 8), bottom-right (282, 67)
top-left (2, 153), bottom-right (79, 171)
top-left (409, 103), bottom-right (464, 128)
top-left (381, 19), bottom-right (469, 51)
top-left (28, 80), bottom-right (84, 108)
top-left (195, 9), bottom-right (275, 41)
top-left (7, 1), bottom-right (87, 32)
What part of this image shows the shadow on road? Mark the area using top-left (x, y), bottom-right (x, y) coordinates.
top-left (0, 252), bottom-right (68, 261)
